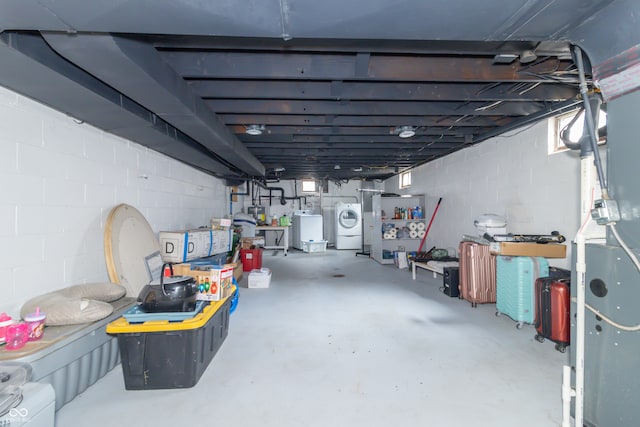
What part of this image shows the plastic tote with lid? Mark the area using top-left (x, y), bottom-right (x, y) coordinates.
top-left (474, 214), bottom-right (507, 237)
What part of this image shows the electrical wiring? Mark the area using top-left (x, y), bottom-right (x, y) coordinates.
top-left (474, 100), bottom-right (503, 111)
top-left (518, 55), bottom-right (556, 72)
top-left (474, 81), bottom-right (502, 95)
top-left (518, 58), bottom-right (577, 75)
top-left (518, 82), bottom-right (542, 95)
top-left (453, 114), bottom-right (472, 123)
top-left (570, 45), bottom-right (640, 335)
top-left (493, 122), bottom-right (539, 138)
top-left (507, 81), bottom-right (530, 94)
top-left (519, 71), bottom-right (583, 85)
top-left (517, 57), bottom-right (584, 85)
top-left (577, 299), bottom-right (640, 332)
top-left (362, 164), bottom-right (390, 169)
top-left (608, 223), bottom-right (640, 273)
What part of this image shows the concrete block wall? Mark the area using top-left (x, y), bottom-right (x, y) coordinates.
top-left (385, 121), bottom-right (588, 269)
top-left (0, 86), bottom-right (228, 316)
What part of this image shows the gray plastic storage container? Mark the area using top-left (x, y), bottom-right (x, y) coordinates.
top-left (0, 297), bottom-right (135, 410)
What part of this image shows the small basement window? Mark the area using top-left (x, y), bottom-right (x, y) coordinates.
top-left (399, 171), bottom-right (412, 189)
top-left (550, 109), bottom-right (607, 154)
top-left (302, 180), bottom-right (316, 192)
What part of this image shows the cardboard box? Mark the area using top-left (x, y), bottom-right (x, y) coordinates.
top-left (211, 229), bottom-right (231, 254)
top-left (489, 242), bottom-right (567, 258)
top-left (233, 262), bottom-right (243, 282)
top-left (173, 262), bottom-right (235, 301)
top-left (160, 229), bottom-right (231, 263)
top-left (248, 268), bottom-right (271, 288)
top-left (241, 236), bottom-right (265, 249)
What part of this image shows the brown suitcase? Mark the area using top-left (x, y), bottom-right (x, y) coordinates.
top-left (458, 241), bottom-right (497, 307)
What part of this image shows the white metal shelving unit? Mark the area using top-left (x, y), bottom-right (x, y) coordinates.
top-left (371, 194), bottom-right (426, 264)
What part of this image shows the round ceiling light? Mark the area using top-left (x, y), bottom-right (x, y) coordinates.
top-left (398, 126), bottom-right (416, 138)
top-left (245, 125), bottom-right (264, 135)
top-left (519, 50), bottom-right (538, 64)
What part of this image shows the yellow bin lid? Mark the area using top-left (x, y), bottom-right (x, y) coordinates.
top-left (106, 285), bottom-right (234, 334)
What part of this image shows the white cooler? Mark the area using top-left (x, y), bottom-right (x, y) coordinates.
top-left (474, 214), bottom-right (507, 237)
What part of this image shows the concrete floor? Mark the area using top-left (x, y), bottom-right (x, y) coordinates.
top-left (56, 249), bottom-right (568, 427)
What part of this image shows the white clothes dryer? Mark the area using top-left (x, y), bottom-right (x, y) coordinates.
top-left (334, 202), bottom-right (362, 249)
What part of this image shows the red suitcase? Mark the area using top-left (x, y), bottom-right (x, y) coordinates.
top-left (458, 241), bottom-right (496, 307)
top-left (534, 276), bottom-right (570, 352)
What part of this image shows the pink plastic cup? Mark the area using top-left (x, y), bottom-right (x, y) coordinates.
top-left (5, 322), bottom-right (28, 350)
top-left (24, 307), bottom-right (46, 341)
top-left (0, 312), bottom-right (12, 344)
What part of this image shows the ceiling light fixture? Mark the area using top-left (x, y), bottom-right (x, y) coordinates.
top-left (273, 166), bottom-right (286, 172)
top-left (493, 53), bottom-right (518, 64)
top-left (245, 124), bottom-right (265, 135)
top-left (396, 126), bottom-right (416, 138)
top-left (334, 165), bottom-right (341, 170)
top-left (519, 50), bottom-right (538, 64)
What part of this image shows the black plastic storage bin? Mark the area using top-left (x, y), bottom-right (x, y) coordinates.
top-left (108, 296), bottom-right (231, 390)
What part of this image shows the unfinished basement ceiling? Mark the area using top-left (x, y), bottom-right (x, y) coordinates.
top-left (0, 0), bottom-right (635, 182)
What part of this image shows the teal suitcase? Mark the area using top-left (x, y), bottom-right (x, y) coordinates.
top-left (496, 256), bottom-right (549, 328)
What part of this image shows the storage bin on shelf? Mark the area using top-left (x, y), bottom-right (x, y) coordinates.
top-left (105, 287), bottom-right (234, 390)
top-left (382, 250), bottom-right (394, 259)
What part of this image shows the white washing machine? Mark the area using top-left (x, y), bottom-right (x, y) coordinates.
top-left (334, 202), bottom-right (362, 249)
top-left (292, 210), bottom-right (324, 250)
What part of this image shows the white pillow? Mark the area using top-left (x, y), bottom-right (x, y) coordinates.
top-left (20, 283), bottom-right (126, 326)
top-left (58, 282), bottom-right (126, 302)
